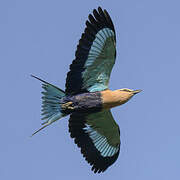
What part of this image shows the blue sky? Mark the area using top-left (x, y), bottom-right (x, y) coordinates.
top-left (1, 0), bottom-right (180, 179)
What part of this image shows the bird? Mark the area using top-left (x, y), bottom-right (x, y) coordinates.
top-left (31, 7), bottom-right (142, 173)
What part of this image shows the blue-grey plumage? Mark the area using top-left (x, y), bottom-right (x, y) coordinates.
top-left (61, 92), bottom-right (102, 114)
top-left (32, 7), bottom-right (142, 173)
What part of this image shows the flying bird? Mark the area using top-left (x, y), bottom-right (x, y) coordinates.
top-left (32, 7), bottom-right (141, 173)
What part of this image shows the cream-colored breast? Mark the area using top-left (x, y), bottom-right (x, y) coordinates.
top-left (101, 89), bottom-right (133, 109)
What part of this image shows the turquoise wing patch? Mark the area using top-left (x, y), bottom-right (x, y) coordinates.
top-left (65, 7), bottom-right (116, 95)
top-left (82, 28), bottom-right (116, 92)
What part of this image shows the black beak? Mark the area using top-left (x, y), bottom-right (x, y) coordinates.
top-left (133, 89), bottom-right (142, 94)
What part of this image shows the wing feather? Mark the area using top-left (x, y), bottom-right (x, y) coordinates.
top-left (65, 7), bottom-right (116, 95)
top-left (69, 110), bottom-right (120, 173)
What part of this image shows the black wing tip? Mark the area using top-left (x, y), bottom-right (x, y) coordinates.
top-left (73, 138), bottom-right (107, 173)
top-left (93, 6), bottom-right (105, 12)
top-left (92, 7), bottom-right (115, 32)
top-left (98, 6), bottom-right (103, 11)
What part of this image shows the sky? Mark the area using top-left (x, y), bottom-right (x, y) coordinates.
top-left (1, 0), bottom-right (180, 179)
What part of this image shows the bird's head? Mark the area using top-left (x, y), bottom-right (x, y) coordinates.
top-left (113, 88), bottom-right (142, 105)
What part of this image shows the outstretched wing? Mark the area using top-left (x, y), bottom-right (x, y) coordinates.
top-left (69, 110), bottom-right (120, 173)
top-left (66, 7), bottom-right (116, 95)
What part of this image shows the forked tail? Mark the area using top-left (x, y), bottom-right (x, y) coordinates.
top-left (31, 75), bottom-right (66, 136)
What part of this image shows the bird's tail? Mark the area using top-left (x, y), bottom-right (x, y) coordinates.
top-left (31, 75), bottom-right (67, 136)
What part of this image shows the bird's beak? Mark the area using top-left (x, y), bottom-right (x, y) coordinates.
top-left (133, 89), bottom-right (142, 94)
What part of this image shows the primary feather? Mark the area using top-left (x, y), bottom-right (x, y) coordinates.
top-left (65, 7), bottom-right (116, 95)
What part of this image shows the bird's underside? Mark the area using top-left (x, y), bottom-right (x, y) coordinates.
top-left (61, 89), bottom-right (133, 113)
top-left (61, 91), bottom-right (102, 114)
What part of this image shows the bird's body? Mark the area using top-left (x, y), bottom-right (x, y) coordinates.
top-left (61, 91), bottom-right (102, 114)
top-left (60, 89), bottom-right (135, 114)
top-left (32, 7), bottom-right (141, 173)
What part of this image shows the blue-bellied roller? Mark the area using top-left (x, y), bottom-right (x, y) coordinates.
top-left (31, 7), bottom-right (142, 173)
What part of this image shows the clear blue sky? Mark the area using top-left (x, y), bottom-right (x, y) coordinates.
top-left (1, 0), bottom-right (180, 179)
